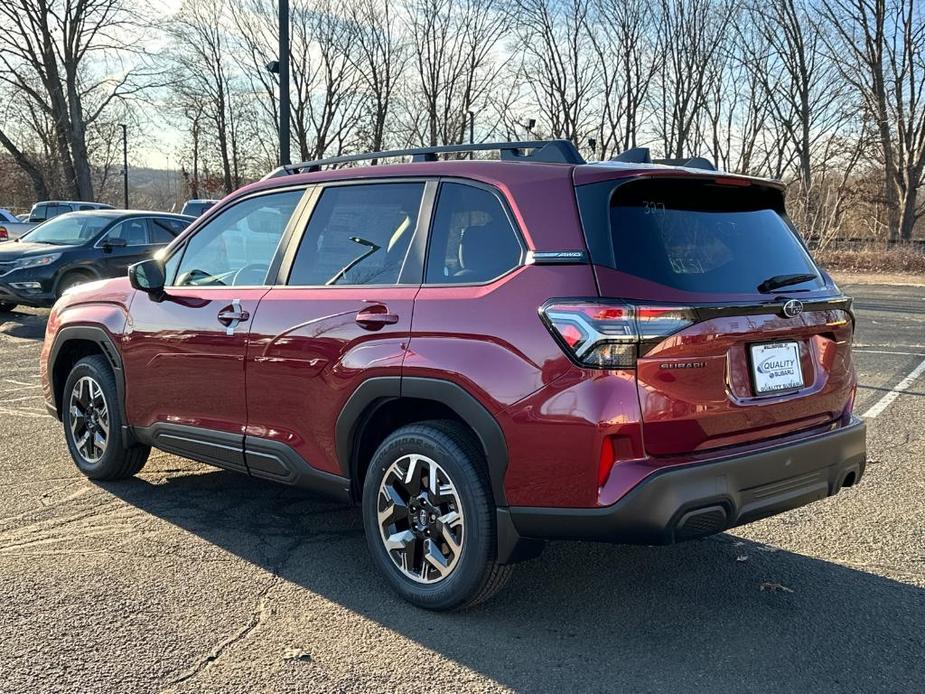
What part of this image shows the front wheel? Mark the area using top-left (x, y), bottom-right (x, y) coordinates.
top-left (362, 420), bottom-right (511, 610)
top-left (62, 355), bottom-right (150, 480)
top-left (56, 271), bottom-right (93, 299)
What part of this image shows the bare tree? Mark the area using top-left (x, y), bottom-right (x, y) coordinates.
top-left (512, 0), bottom-right (599, 149)
top-left (588, 0), bottom-right (661, 158)
top-left (654, 0), bottom-right (735, 159)
top-left (295, 0), bottom-right (367, 160)
top-left (341, 0), bottom-right (409, 154)
top-left (404, 0), bottom-right (506, 147)
top-left (230, 0), bottom-right (285, 168)
top-left (822, 0), bottom-right (925, 240)
top-left (169, 0), bottom-right (247, 193)
top-left (0, 0), bottom-right (153, 200)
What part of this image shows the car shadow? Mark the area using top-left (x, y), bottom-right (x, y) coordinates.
top-left (0, 308), bottom-right (49, 340)
top-left (106, 469), bottom-right (924, 691)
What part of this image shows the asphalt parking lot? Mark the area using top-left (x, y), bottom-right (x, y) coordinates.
top-left (0, 280), bottom-right (923, 693)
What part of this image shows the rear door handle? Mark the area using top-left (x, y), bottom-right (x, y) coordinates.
top-left (218, 299), bottom-right (250, 335)
top-left (355, 305), bottom-right (399, 330)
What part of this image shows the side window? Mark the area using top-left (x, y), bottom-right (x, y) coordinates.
top-left (103, 218), bottom-right (148, 246)
top-left (288, 182), bottom-right (424, 286)
top-left (425, 183), bottom-right (523, 284)
top-left (149, 218), bottom-right (184, 244)
top-left (168, 189), bottom-right (303, 287)
top-left (30, 204), bottom-right (48, 221)
top-left (51, 204), bottom-right (73, 217)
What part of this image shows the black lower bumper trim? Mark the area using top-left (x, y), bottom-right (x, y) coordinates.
top-left (509, 417), bottom-right (866, 545)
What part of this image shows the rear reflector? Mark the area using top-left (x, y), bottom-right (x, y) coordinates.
top-left (598, 436), bottom-right (615, 488)
top-left (540, 299), bottom-right (694, 368)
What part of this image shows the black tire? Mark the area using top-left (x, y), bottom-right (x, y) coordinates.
top-left (0, 302), bottom-right (16, 313)
top-left (362, 420), bottom-right (512, 611)
top-left (56, 271), bottom-right (94, 299)
top-left (62, 355), bottom-right (150, 480)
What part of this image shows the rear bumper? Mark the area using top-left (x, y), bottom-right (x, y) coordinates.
top-left (507, 417), bottom-right (866, 545)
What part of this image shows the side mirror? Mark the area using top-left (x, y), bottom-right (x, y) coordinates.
top-left (102, 237), bottom-right (128, 252)
top-left (129, 258), bottom-right (166, 299)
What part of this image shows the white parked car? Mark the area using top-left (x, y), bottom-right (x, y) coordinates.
top-left (1, 200), bottom-right (115, 242)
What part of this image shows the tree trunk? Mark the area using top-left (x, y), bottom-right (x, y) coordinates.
top-left (0, 128), bottom-right (50, 200)
top-left (897, 177), bottom-right (918, 242)
top-left (65, 75), bottom-right (95, 200)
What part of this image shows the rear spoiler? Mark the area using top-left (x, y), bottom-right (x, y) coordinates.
top-left (610, 147), bottom-right (716, 171)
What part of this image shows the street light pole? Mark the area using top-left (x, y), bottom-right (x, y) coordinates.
top-left (279, 0), bottom-right (290, 166)
top-left (121, 124), bottom-right (128, 209)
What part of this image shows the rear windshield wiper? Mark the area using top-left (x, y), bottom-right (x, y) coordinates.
top-left (757, 272), bottom-right (818, 293)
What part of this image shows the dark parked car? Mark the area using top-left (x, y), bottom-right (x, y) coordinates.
top-left (40, 141), bottom-right (865, 610)
top-left (0, 210), bottom-right (192, 311)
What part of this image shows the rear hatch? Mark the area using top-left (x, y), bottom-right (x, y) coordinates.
top-left (570, 173), bottom-right (855, 456)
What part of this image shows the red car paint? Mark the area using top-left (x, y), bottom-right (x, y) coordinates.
top-left (41, 157), bottom-right (858, 517)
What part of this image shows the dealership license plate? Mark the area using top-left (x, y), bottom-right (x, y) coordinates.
top-left (749, 342), bottom-right (804, 394)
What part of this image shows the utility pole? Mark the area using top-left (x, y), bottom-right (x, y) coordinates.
top-left (121, 124), bottom-right (128, 209)
top-left (279, 0), bottom-right (290, 166)
top-left (468, 111), bottom-right (474, 159)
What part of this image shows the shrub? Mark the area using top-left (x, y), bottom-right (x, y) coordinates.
top-left (814, 244), bottom-right (925, 274)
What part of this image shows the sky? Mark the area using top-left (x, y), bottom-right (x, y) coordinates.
top-left (135, 0), bottom-right (185, 170)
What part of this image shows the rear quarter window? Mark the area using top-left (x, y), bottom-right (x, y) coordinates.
top-left (577, 177), bottom-right (823, 294)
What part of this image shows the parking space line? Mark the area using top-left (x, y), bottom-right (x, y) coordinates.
top-left (854, 348), bottom-right (925, 357)
top-left (862, 357), bottom-right (925, 419)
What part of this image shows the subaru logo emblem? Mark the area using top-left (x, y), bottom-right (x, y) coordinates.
top-left (782, 299), bottom-right (804, 318)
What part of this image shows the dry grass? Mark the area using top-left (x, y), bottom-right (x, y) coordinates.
top-left (814, 244), bottom-right (925, 274)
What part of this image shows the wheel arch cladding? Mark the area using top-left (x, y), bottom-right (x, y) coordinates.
top-left (336, 376), bottom-right (510, 506)
top-left (49, 326), bottom-right (124, 421)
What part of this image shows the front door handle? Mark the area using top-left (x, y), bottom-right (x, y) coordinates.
top-left (355, 305), bottom-right (399, 331)
top-left (217, 299), bottom-right (250, 335)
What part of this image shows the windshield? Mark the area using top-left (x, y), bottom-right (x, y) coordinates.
top-left (23, 214), bottom-right (110, 245)
top-left (577, 178), bottom-right (823, 295)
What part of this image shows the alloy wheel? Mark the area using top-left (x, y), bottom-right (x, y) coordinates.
top-left (68, 376), bottom-right (109, 464)
top-left (376, 454), bottom-right (465, 584)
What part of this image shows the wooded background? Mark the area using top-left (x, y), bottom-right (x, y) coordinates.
top-left (1, 0), bottom-right (923, 250)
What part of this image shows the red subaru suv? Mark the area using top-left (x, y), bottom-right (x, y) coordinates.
top-left (40, 141), bottom-right (865, 610)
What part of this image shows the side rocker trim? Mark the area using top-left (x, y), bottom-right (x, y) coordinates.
top-left (132, 422), bottom-right (352, 502)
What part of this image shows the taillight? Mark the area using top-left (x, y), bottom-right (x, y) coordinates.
top-left (0, 226), bottom-right (7, 241)
top-left (540, 299), bottom-right (694, 368)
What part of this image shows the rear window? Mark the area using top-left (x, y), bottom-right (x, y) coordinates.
top-left (577, 178), bottom-right (823, 294)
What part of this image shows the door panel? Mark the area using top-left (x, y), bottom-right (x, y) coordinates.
top-left (123, 288), bottom-right (269, 434)
top-left (244, 180), bottom-right (428, 475)
top-left (245, 287), bottom-right (415, 475)
top-left (122, 188), bottom-right (309, 436)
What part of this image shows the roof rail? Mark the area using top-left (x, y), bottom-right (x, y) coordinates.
top-left (609, 147), bottom-right (716, 171)
top-left (263, 139), bottom-right (585, 178)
